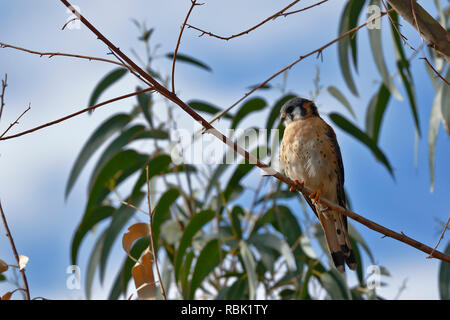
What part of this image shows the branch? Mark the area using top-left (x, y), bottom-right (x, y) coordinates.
top-left (0, 201), bottom-right (31, 300)
top-left (58, 0), bottom-right (450, 264)
top-left (186, 0), bottom-right (330, 41)
top-left (386, 0), bottom-right (450, 61)
top-left (420, 57), bottom-right (450, 85)
top-left (0, 103), bottom-right (31, 139)
top-left (207, 8), bottom-right (394, 125)
top-left (0, 41), bottom-right (128, 68)
top-left (0, 73), bottom-right (7, 121)
top-left (172, 0), bottom-right (202, 93)
top-left (0, 88), bottom-right (153, 141)
top-left (146, 166), bottom-right (166, 300)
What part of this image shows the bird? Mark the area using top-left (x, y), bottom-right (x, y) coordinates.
top-left (279, 97), bottom-right (356, 273)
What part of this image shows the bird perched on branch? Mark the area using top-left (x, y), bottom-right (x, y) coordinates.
top-left (279, 97), bottom-right (356, 273)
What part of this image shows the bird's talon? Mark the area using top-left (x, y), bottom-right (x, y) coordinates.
top-left (309, 185), bottom-right (322, 205)
top-left (290, 180), bottom-right (304, 192)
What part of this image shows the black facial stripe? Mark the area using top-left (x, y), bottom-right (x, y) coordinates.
top-left (300, 106), bottom-right (307, 117)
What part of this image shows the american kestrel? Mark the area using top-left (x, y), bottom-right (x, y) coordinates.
top-left (279, 97), bottom-right (356, 273)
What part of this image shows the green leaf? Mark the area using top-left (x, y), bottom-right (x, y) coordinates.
top-left (86, 150), bottom-right (148, 212)
top-left (329, 112), bottom-right (393, 177)
top-left (390, 11), bottom-right (420, 137)
top-left (152, 189), bottom-right (180, 252)
top-left (88, 68), bottom-right (128, 109)
top-left (85, 229), bottom-right (107, 300)
top-left (320, 270), bottom-right (351, 300)
top-left (230, 206), bottom-right (244, 239)
top-left (348, 0), bottom-right (366, 71)
top-left (180, 251), bottom-right (195, 299)
top-left (328, 86), bottom-right (357, 119)
top-left (136, 86), bottom-right (153, 126)
top-left (87, 125), bottom-right (147, 192)
top-left (189, 239), bottom-right (223, 299)
top-left (71, 205), bottom-right (115, 265)
top-left (439, 242), bottom-right (450, 300)
top-left (368, 0), bottom-right (402, 100)
top-left (217, 277), bottom-right (249, 299)
top-left (338, 1), bottom-right (359, 96)
top-left (99, 192), bottom-right (145, 283)
top-left (174, 210), bottom-right (216, 282)
top-left (440, 69), bottom-right (450, 135)
top-left (166, 53), bottom-right (212, 72)
top-left (139, 28), bottom-right (154, 42)
top-left (65, 113), bottom-right (132, 199)
top-left (428, 85), bottom-right (443, 192)
top-left (365, 84), bottom-right (391, 144)
top-left (187, 100), bottom-right (232, 119)
top-left (348, 224), bottom-right (374, 263)
top-left (224, 164), bottom-right (255, 201)
top-left (239, 240), bottom-right (258, 300)
top-left (231, 97), bottom-right (267, 129)
top-left (249, 233), bottom-right (296, 271)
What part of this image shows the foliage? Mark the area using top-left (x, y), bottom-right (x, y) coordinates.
top-left (65, 2), bottom-right (449, 300)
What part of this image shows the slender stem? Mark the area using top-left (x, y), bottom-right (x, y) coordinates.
top-left (172, 0), bottom-right (199, 93)
top-left (0, 73), bottom-right (7, 121)
top-left (0, 201), bottom-right (30, 300)
top-left (0, 88), bottom-right (153, 141)
top-left (146, 166), bottom-right (166, 300)
top-left (0, 41), bottom-right (128, 68)
top-left (0, 104), bottom-right (31, 139)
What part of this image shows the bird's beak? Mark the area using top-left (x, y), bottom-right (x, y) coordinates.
top-left (281, 113), bottom-right (287, 118)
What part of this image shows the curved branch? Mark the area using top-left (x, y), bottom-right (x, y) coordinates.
top-left (56, 0), bottom-right (450, 265)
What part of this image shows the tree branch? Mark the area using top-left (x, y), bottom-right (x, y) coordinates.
top-left (0, 41), bottom-right (128, 68)
top-left (386, 0), bottom-right (450, 61)
top-left (0, 88), bottom-right (153, 141)
top-left (0, 201), bottom-right (31, 300)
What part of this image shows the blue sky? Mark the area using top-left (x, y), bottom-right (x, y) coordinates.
top-left (0, 0), bottom-right (448, 299)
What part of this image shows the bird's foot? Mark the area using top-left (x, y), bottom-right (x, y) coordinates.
top-left (289, 180), bottom-right (304, 192)
top-left (309, 184), bottom-right (323, 205)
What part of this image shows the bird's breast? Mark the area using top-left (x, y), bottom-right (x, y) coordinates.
top-left (280, 119), bottom-right (337, 195)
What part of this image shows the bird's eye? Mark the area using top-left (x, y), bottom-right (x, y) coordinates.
top-left (286, 106), bottom-right (293, 114)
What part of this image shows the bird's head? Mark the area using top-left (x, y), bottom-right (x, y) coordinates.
top-left (280, 97), bottom-right (318, 124)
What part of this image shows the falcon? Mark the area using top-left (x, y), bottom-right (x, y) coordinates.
top-left (279, 97), bottom-right (356, 273)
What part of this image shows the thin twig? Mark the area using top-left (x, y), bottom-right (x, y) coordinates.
top-left (427, 215), bottom-right (450, 259)
top-left (0, 41), bottom-right (128, 68)
top-left (59, 0), bottom-right (450, 264)
top-left (207, 8), bottom-right (395, 126)
top-left (186, 0), bottom-right (305, 40)
top-left (0, 88), bottom-right (153, 141)
top-left (61, 17), bottom-right (79, 30)
top-left (0, 103), bottom-right (31, 139)
top-left (381, 0), bottom-right (416, 51)
top-left (409, 0), bottom-right (423, 42)
top-left (0, 73), bottom-right (7, 121)
top-left (421, 57), bottom-right (449, 85)
top-left (146, 166), bottom-right (166, 300)
top-left (172, 0), bottom-right (202, 93)
top-left (0, 201), bottom-right (30, 300)
top-left (281, 0), bottom-right (329, 17)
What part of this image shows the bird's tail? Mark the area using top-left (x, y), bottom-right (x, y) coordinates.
top-left (318, 211), bottom-right (357, 273)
